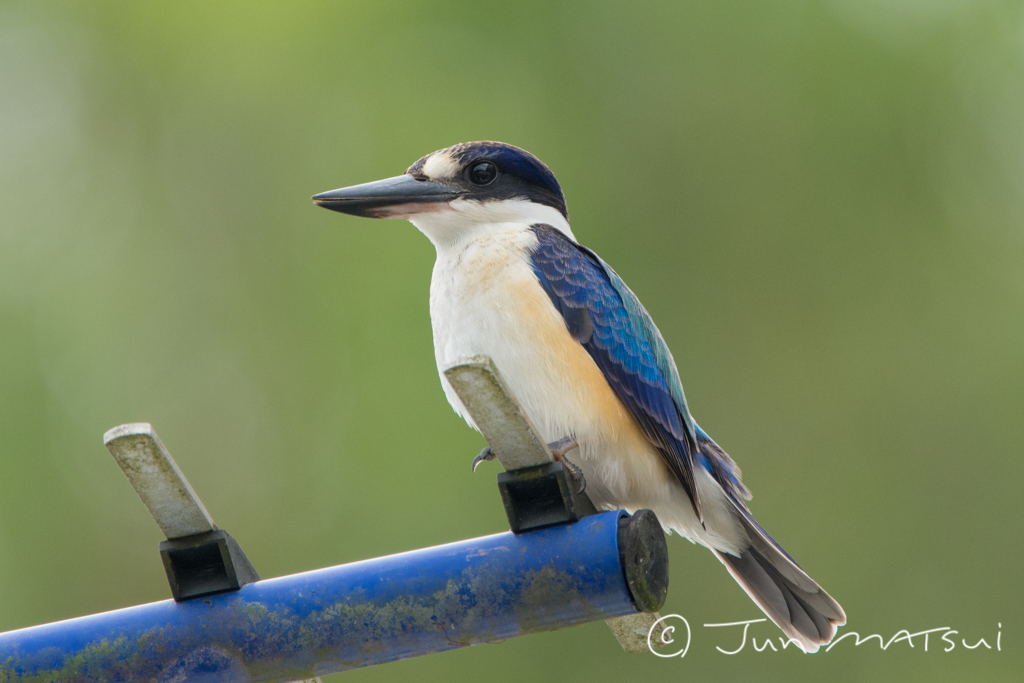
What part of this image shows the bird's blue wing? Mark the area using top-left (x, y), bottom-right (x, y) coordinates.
top-left (593, 253), bottom-right (697, 442)
top-left (528, 225), bottom-right (711, 516)
top-left (599, 258), bottom-right (749, 502)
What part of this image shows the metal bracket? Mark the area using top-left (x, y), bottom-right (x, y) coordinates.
top-left (103, 423), bottom-right (259, 601)
top-left (497, 462), bottom-right (597, 533)
top-left (104, 423), bottom-right (320, 683)
top-left (443, 355), bottom-right (669, 652)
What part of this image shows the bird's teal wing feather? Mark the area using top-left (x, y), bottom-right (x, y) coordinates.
top-left (529, 225), bottom-right (705, 517)
top-left (592, 255), bottom-right (697, 444)
top-left (599, 258), bottom-right (752, 502)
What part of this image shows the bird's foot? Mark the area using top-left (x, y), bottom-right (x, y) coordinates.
top-left (471, 446), bottom-right (496, 473)
top-left (548, 437), bottom-right (586, 493)
top-left (473, 439), bottom-right (585, 493)
top-left (548, 436), bottom-right (579, 459)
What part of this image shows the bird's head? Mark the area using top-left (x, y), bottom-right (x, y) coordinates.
top-left (312, 142), bottom-right (572, 247)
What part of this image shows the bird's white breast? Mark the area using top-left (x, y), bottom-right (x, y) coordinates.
top-left (423, 223), bottom-right (743, 552)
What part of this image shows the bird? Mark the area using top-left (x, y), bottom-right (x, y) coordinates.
top-left (312, 141), bottom-right (845, 652)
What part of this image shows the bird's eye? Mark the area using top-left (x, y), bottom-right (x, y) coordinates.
top-left (468, 160), bottom-right (498, 186)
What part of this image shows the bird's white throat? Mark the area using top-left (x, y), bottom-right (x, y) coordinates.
top-left (408, 198), bottom-right (575, 251)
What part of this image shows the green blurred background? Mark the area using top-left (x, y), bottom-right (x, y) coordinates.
top-left (1, 1), bottom-right (1022, 680)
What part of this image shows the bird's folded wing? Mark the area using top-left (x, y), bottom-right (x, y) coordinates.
top-left (528, 223), bottom-right (704, 518)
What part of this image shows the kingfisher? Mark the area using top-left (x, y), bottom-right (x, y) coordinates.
top-left (312, 141), bottom-right (845, 652)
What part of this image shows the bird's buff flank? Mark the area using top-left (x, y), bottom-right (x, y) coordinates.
top-left (313, 141), bottom-right (846, 652)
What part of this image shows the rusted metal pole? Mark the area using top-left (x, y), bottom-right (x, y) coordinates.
top-left (0, 353), bottom-right (672, 681)
top-left (0, 511), bottom-right (662, 682)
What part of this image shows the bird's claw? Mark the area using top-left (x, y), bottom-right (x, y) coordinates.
top-left (548, 436), bottom-right (579, 459)
top-left (471, 446), bottom-right (496, 472)
top-left (473, 439), bottom-right (585, 494)
top-left (561, 458), bottom-right (587, 494)
top-left (548, 437), bottom-right (586, 494)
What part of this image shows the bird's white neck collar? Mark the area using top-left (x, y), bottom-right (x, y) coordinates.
top-left (408, 198), bottom-right (575, 251)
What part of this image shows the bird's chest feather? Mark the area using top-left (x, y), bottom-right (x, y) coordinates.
top-left (430, 229), bottom-right (604, 429)
top-left (429, 229), bottom-right (565, 410)
top-left (428, 229), bottom-right (670, 493)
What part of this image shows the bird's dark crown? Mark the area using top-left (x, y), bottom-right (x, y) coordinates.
top-left (407, 141), bottom-right (567, 218)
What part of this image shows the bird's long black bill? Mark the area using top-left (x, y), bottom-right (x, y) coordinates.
top-left (312, 174), bottom-right (461, 218)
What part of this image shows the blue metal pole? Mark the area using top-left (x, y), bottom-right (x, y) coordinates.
top-left (0, 512), bottom-right (647, 682)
